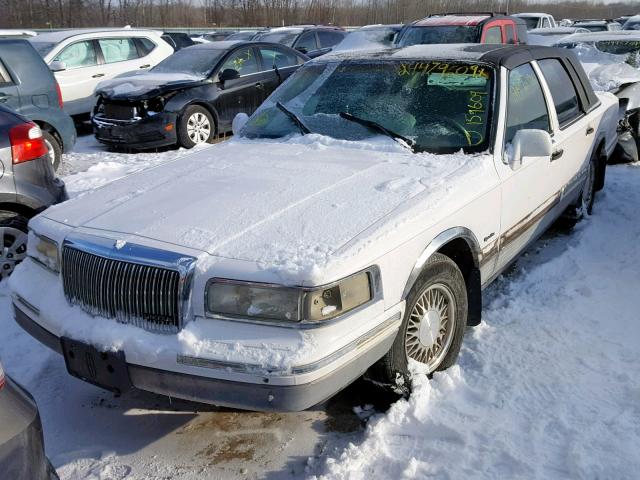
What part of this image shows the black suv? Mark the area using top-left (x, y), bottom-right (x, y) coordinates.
top-left (253, 25), bottom-right (347, 58)
top-left (0, 40), bottom-right (76, 171)
top-left (92, 41), bottom-right (308, 150)
top-left (0, 105), bottom-right (67, 277)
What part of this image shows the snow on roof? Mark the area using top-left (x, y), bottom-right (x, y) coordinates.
top-left (31, 28), bottom-right (161, 43)
top-left (556, 30), bottom-right (640, 43)
top-left (513, 12), bottom-right (552, 18)
top-left (0, 29), bottom-right (37, 37)
top-left (414, 15), bottom-right (490, 27)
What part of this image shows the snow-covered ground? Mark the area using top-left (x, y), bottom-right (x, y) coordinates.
top-left (1, 135), bottom-right (639, 479)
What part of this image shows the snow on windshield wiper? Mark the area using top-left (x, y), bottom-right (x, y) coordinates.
top-left (276, 102), bottom-right (310, 135)
top-left (339, 112), bottom-right (415, 152)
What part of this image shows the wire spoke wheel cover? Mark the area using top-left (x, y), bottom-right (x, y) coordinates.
top-left (405, 283), bottom-right (456, 373)
top-left (186, 112), bottom-right (211, 144)
top-left (0, 226), bottom-right (28, 279)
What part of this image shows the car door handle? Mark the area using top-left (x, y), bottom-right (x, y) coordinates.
top-left (586, 126), bottom-right (594, 136)
top-left (92, 73), bottom-right (105, 78)
top-left (139, 64), bottom-right (151, 69)
top-left (551, 149), bottom-right (564, 161)
top-left (255, 82), bottom-right (264, 89)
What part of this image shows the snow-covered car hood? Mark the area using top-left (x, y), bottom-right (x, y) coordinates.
top-left (40, 135), bottom-right (489, 277)
top-left (96, 72), bottom-right (209, 100)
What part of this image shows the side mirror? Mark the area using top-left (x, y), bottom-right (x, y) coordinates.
top-left (49, 61), bottom-right (66, 72)
top-left (506, 129), bottom-right (552, 169)
top-left (295, 46), bottom-right (308, 54)
top-left (232, 112), bottom-right (249, 136)
top-left (219, 68), bottom-right (240, 85)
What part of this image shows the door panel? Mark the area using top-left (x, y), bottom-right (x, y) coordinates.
top-left (535, 59), bottom-right (593, 204)
top-left (52, 40), bottom-right (103, 115)
top-left (213, 47), bottom-right (265, 129)
top-left (494, 64), bottom-right (559, 272)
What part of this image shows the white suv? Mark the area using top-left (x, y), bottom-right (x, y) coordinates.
top-left (30, 29), bottom-right (174, 116)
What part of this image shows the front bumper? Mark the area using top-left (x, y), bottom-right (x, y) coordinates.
top-left (14, 302), bottom-right (400, 412)
top-left (92, 112), bottom-right (178, 150)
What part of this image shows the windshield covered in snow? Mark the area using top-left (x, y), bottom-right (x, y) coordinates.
top-left (151, 47), bottom-right (225, 77)
top-left (398, 26), bottom-right (479, 46)
top-left (241, 60), bottom-right (494, 154)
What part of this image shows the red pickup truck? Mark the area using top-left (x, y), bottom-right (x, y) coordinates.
top-left (396, 13), bottom-right (528, 47)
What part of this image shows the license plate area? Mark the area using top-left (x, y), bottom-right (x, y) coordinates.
top-left (61, 337), bottom-right (131, 394)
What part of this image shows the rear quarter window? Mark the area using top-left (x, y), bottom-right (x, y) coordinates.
top-left (538, 58), bottom-right (582, 127)
top-left (137, 37), bottom-right (157, 56)
top-left (0, 60), bottom-right (13, 85)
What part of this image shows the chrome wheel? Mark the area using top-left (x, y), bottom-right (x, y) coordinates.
top-left (0, 227), bottom-right (28, 279)
top-left (186, 112), bottom-right (211, 144)
top-left (405, 283), bottom-right (456, 373)
top-left (44, 137), bottom-right (55, 166)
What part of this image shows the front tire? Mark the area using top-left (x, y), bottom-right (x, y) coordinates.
top-left (370, 253), bottom-right (467, 392)
top-left (0, 211), bottom-right (29, 280)
top-left (178, 105), bottom-right (215, 148)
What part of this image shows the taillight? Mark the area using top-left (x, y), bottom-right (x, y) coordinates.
top-left (55, 81), bottom-right (64, 109)
top-left (9, 122), bottom-right (49, 164)
top-left (0, 361), bottom-right (5, 391)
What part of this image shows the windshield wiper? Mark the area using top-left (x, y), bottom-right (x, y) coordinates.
top-left (276, 102), bottom-right (310, 135)
top-left (339, 112), bottom-right (415, 152)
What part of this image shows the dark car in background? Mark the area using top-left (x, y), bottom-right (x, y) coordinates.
top-left (252, 25), bottom-right (347, 58)
top-left (0, 360), bottom-right (58, 479)
top-left (92, 41), bottom-right (308, 150)
top-left (161, 32), bottom-right (195, 51)
top-left (396, 13), bottom-right (528, 46)
top-left (0, 105), bottom-right (66, 277)
top-left (0, 39), bottom-right (76, 171)
top-left (226, 30), bottom-right (262, 41)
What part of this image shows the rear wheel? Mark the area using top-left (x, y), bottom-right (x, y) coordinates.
top-left (562, 151), bottom-right (598, 227)
top-left (42, 130), bottom-right (62, 172)
top-left (178, 106), bottom-right (215, 148)
top-left (0, 211), bottom-right (29, 280)
top-left (369, 253), bottom-right (467, 393)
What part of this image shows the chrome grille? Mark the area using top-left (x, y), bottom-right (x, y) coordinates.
top-left (62, 246), bottom-right (182, 333)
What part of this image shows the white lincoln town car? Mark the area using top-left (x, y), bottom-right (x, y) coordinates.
top-left (11, 45), bottom-right (617, 411)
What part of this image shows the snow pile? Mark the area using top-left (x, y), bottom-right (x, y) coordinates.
top-left (570, 43), bottom-right (640, 92)
top-left (314, 164), bottom-right (640, 479)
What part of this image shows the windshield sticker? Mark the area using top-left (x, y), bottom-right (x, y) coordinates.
top-left (464, 90), bottom-right (488, 146)
top-left (398, 62), bottom-right (488, 78)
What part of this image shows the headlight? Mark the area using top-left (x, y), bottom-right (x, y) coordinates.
top-left (206, 270), bottom-right (375, 323)
top-left (29, 232), bottom-right (60, 272)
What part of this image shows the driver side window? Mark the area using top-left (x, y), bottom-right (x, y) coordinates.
top-left (220, 47), bottom-right (259, 76)
top-left (505, 63), bottom-right (550, 145)
top-left (295, 32), bottom-right (317, 52)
